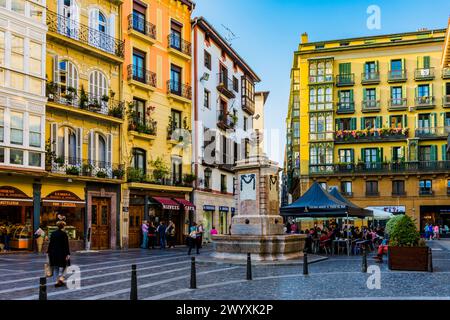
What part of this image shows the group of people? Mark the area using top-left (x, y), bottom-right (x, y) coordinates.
top-left (140, 220), bottom-right (176, 250)
top-left (187, 222), bottom-right (205, 255)
top-left (0, 224), bottom-right (11, 252)
top-left (424, 223), bottom-right (448, 240)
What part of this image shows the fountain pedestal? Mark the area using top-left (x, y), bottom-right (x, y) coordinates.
top-left (212, 154), bottom-right (305, 261)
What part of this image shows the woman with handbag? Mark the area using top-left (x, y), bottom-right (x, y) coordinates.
top-left (47, 221), bottom-right (70, 287)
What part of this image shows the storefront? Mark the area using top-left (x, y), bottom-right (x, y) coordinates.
top-left (219, 206), bottom-right (229, 235)
top-left (0, 186), bottom-right (34, 251)
top-left (420, 206), bottom-right (450, 236)
top-left (202, 205), bottom-right (215, 243)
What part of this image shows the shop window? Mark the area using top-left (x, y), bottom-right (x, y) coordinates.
top-left (29, 152), bottom-right (41, 167)
top-left (10, 112), bottom-right (23, 145)
top-left (10, 149), bottom-right (23, 165)
top-left (29, 115), bottom-right (41, 148)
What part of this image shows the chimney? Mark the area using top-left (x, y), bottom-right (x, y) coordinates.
top-left (301, 32), bottom-right (309, 44)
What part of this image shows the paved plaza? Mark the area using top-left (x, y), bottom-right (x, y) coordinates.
top-left (0, 240), bottom-right (449, 300)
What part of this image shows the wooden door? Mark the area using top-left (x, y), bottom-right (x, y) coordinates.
top-left (91, 197), bottom-right (110, 250)
top-left (128, 206), bottom-right (143, 248)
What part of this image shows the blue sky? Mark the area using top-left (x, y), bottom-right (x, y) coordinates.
top-left (192, 0), bottom-right (450, 164)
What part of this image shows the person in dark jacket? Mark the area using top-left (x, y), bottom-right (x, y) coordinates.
top-left (156, 221), bottom-right (167, 249)
top-left (47, 221), bottom-right (70, 287)
top-left (148, 222), bottom-right (157, 249)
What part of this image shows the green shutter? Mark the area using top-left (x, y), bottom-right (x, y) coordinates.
top-left (401, 58), bottom-right (406, 71)
top-left (431, 145), bottom-right (437, 161)
top-left (403, 115), bottom-right (408, 127)
top-left (431, 112), bottom-right (437, 127)
top-left (380, 148), bottom-right (384, 163)
top-left (363, 88), bottom-right (367, 100)
top-left (390, 147), bottom-right (394, 161)
top-left (350, 149), bottom-right (355, 163)
top-left (423, 56), bottom-right (430, 69)
top-left (361, 117), bottom-right (365, 130)
top-left (430, 83), bottom-right (433, 99)
top-left (361, 148), bottom-right (365, 162)
top-left (339, 63), bottom-right (351, 74)
top-left (350, 89), bottom-right (354, 102)
top-left (402, 146), bottom-right (406, 161)
top-left (442, 145), bottom-right (447, 161)
top-left (350, 118), bottom-right (356, 130)
top-left (376, 149), bottom-right (380, 163)
top-left (376, 116), bottom-right (382, 128)
top-left (375, 60), bottom-right (379, 72)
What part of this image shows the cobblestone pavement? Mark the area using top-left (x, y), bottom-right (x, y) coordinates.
top-left (0, 240), bottom-right (449, 300)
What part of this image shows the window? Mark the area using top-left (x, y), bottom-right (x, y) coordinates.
top-left (10, 112), bottom-right (23, 145)
top-left (419, 146), bottom-right (437, 162)
top-left (29, 115), bottom-right (41, 147)
top-left (57, 126), bottom-right (78, 164)
top-left (335, 118), bottom-right (355, 131)
top-left (132, 50), bottom-right (146, 82)
top-left (29, 152), bottom-right (41, 167)
top-left (390, 59), bottom-right (403, 78)
top-left (364, 61), bottom-right (377, 79)
top-left (309, 144), bottom-right (333, 166)
top-left (293, 122), bottom-right (300, 138)
top-left (171, 109), bottom-right (181, 131)
top-left (392, 147), bottom-right (404, 162)
top-left (171, 157), bottom-right (182, 185)
top-left (98, 135), bottom-right (106, 167)
top-left (244, 116), bottom-right (248, 131)
top-left (170, 64), bottom-right (182, 94)
top-left (204, 89), bottom-right (210, 109)
top-left (338, 149), bottom-right (353, 163)
top-left (204, 168), bottom-right (212, 189)
top-left (0, 148), bottom-right (4, 163)
top-left (58, 60), bottom-right (78, 94)
top-left (131, 148), bottom-right (146, 173)
top-left (244, 139), bottom-right (250, 159)
top-left (10, 149), bottom-right (23, 165)
top-left (221, 174), bottom-right (227, 193)
top-left (341, 181), bottom-right (352, 195)
top-left (30, 3), bottom-right (44, 23)
top-left (419, 180), bottom-right (432, 195)
top-left (365, 88), bottom-right (376, 101)
top-left (339, 90), bottom-right (352, 105)
top-left (391, 87), bottom-right (403, 105)
top-left (0, 0), bottom-right (5, 8)
top-left (390, 115), bottom-right (403, 128)
top-left (364, 148), bottom-right (378, 163)
top-left (363, 117), bottom-right (376, 129)
top-left (319, 182), bottom-right (327, 190)
top-left (417, 84), bottom-right (430, 97)
top-left (392, 180), bottom-right (405, 196)
top-left (0, 31), bottom-right (4, 66)
top-left (11, 35), bottom-right (24, 71)
top-left (233, 76), bottom-right (239, 92)
top-left (170, 20), bottom-right (183, 50)
top-left (366, 181), bottom-right (379, 196)
top-left (418, 114), bottom-right (431, 130)
top-left (0, 109), bottom-right (3, 142)
top-left (29, 42), bottom-right (42, 75)
top-left (11, 0), bottom-right (25, 15)
top-left (131, 98), bottom-right (145, 125)
top-left (204, 50), bottom-right (211, 70)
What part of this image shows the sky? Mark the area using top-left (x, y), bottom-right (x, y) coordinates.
top-left (191, 0), bottom-right (450, 165)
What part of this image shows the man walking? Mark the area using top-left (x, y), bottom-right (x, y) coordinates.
top-left (157, 221), bottom-right (167, 249)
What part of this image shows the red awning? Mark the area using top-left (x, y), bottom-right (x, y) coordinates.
top-left (173, 198), bottom-right (196, 211)
top-left (152, 197), bottom-right (180, 210)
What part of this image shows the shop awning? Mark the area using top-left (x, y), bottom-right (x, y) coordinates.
top-left (152, 197), bottom-right (180, 210)
top-left (173, 198), bottom-right (196, 211)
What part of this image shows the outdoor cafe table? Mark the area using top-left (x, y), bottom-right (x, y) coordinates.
top-left (332, 238), bottom-right (350, 256)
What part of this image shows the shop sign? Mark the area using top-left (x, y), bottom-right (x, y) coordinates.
top-left (219, 206), bottom-right (229, 212)
top-left (0, 186), bottom-right (30, 199)
top-left (43, 190), bottom-right (83, 202)
top-left (48, 202), bottom-right (77, 207)
top-left (0, 200), bottom-right (20, 206)
top-left (231, 208), bottom-right (235, 213)
top-left (371, 206), bottom-right (405, 214)
top-left (203, 205), bottom-right (216, 211)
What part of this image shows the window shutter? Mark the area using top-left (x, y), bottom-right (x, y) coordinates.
top-left (402, 114), bottom-right (408, 127)
top-left (363, 88), bottom-right (367, 101)
top-left (431, 145), bottom-right (437, 161)
top-left (401, 58), bottom-right (406, 71)
top-left (401, 146), bottom-right (405, 160)
top-left (106, 133), bottom-right (113, 167)
top-left (51, 123), bottom-right (58, 154)
top-left (423, 56), bottom-right (430, 69)
top-left (415, 86), bottom-right (418, 99)
top-left (380, 148), bottom-right (384, 163)
top-left (350, 149), bottom-right (354, 163)
top-left (350, 118), bottom-right (356, 130)
top-left (431, 113), bottom-right (437, 128)
top-left (429, 83), bottom-right (433, 98)
top-left (375, 60), bottom-right (379, 72)
top-left (89, 130), bottom-right (95, 163)
top-left (349, 89), bottom-right (354, 102)
top-left (53, 55), bottom-right (59, 85)
top-left (89, 9), bottom-right (99, 45)
top-left (375, 149), bottom-right (380, 163)
top-left (108, 14), bottom-right (116, 53)
top-left (376, 116), bottom-right (382, 128)
top-left (390, 147), bottom-right (394, 161)
top-left (76, 128), bottom-right (83, 161)
top-left (361, 148), bottom-right (365, 162)
top-left (361, 117), bottom-right (365, 130)
top-left (442, 145), bottom-right (447, 161)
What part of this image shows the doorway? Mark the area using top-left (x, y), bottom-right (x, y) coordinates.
top-left (128, 206), bottom-right (143, 248)
top-left (91, 197), bottom-right (110, 250)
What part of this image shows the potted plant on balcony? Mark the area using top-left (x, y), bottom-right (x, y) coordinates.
top-left (127, 167), bottom-right (145, 182)
top-left (82, 163), bottom-right (93, 176)
top-left (150, 157), bottom-right (170, 184)
top-left (96, 170), bottom-right (108, 179)
top-left (46, 82), bottom-right (58, 101)
top-left (89, 98), bottom-right (101, 112)
top-left (109, 103), bottom-right (124, 119)
top-left (45, 140), bottom-right (56, 171)
top-left (387, 214), bottom-right (431, 272)
top-left (64, 87), bottom-right (77, 105)
top-left (183, 174), bottom-right (197, 186)
top-left (112, 168), bottom-right (125, 180)
top-left (101, 94), bottom-right (110, 103)
top-left (79, 86), bottom-right (89, 110)
top-left (66, 166), bottom-right (80, 176)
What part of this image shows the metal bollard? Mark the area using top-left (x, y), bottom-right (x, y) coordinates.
top-left (303, 250), bottom-right (309, 275)
top-left (190, 257), bottom-right (197, 289)
top-left (39, 277), bottom-right (47, 300)
top-left (246, 253), bottom-right (252, 280)
top-left (130, 264), bottom-right (138, 300)
top-left (428, 247), bottom-right (433, 272)
top-left (362, 247), bottom-right (368, 273)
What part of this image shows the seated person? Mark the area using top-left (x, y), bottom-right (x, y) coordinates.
top-left (374, 239), bottom-right (389, 263)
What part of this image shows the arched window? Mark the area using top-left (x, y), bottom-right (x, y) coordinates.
top-left (89, 70), bottom-right (108, 112)
top-left (98, 134), bottom-right (106, 167)
top-left (57, 126), bottom-right (78, 164)
top-left (59, 60), bottom-right (78, 95)
top-left (132, 148), bottom-right (146, 173)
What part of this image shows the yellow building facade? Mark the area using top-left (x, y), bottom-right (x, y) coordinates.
top-left (120, 0), bottom-right (194, 248)
top-left (285, 28), bottom-right (450, 230)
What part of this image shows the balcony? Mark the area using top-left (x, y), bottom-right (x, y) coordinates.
top-left (217, 110), bottom-right (236, 131)
top-left (127, 64), bottom-right (157, 90)
top-left (216, 73), bottom-right (235, 99)
top-left (388, 70), bottom-right (407, 83)
top-left (127, 13), bottom-right (156, 44)
top-left (419, 189), bottom-right (434, 196)
top-left (388, 98), bottom-right (408, 111)
top-left (415, 126), bottom-right (450, 140)
top-left (442, 68), bottom-right (450, 79)
top-left (126, 168), bottom-right (193, 188)
top-left (336, 102), bottom-right (355, 114)
top-left (309, 74), bottom-right (334, 84)
top-left (241, 94), bottom-right (256, 115)
top-left (128, 116), bottom-right (157, 136)
top-left (46, 84), bottom-right (124, 121)
top-left (309, 161), bottom-right (450, 176)
top-left (46, 10), bottom-right (124, 63)
top-left (415, 68), bottom-right (435, 81)
top-left (168, 33), bottom-right (191, 60)
top-left (415, 96), bottom-right (435, 109)
top-left (366, 191), bottom-right (380, 197)
top-left (167, 80), bottom-right (192, 104)
top-left (48, 157), bottom-right (124, 181)
top-left (392, 191), bottom-right (407, 197)
top-left (443, 95), bottom-right (450, 108)
top-left (335, 74), bottom-right (355, 87)
top-left (334, 128), bottom-right (409, 144)
top-left (362, 99), bottom-right (381, 113)
top-left (361, 72), bottom-right (380, 85)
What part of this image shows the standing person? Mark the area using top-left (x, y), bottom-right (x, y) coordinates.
top-left (166, 220), bottom-right (176, 249)
top-left (148, 222), bottom-right (156, 249)
top-left (427, 224), bottom-right (434, 240)
top-left (196, 222), bottom-right (204, 250)
top-left (290, 223), bottom-right (298, 234)
top-left (47, 221), bottom-right (70, 287)
top-left (141, 220), bottom-right (149, 249)
top-left (156, 221), bottom-right (167, 249)
top-left (187, 222), bottom-right (198, 255)
top-left (34, 225), bottom-right (46, 254)
top-left (210, 226), bottom-right (218, 236)
top-left (433, 224), bottom-right (440, 240)
top-left (424, 223), bottom-right (429, 239)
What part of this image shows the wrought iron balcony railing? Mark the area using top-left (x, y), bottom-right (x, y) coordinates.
top-left (48, 157), bottom-right (124, 180)
top-left (415, 68), bottom-right (435, 80)
top-left (388, 98), bottom-right (408, 110)
top-left (167, 80), bottom-right (192, 100)
top-left (128, 13), bottom-right (156, 40)
top-left (168, 33), bottom-right (191, 56)
top-left (46, 84), bottom-right (124, 119)
top-left (388, 69), bottom-right (407, 82)
top-left (217, 72), bottom-right (235, 99)
top-left (334, 128), bottom-right (409, 143)
top-left (415, 126), bottom-right (450, 138)
top-left (362, 99), bottom-right (380, 112)
top-left (415, 96), bottom-right (435, 108)
top-left (217, 110), bottom-right (236, 130)
top-left (361, 71), bottom-right (380, 84)
top-left (309, 161), bottom-right (450, 176)
top-left (127, 64), bottom-right (157, 87)
top-left (335, 74), bottom-right (355, 86)
top-left (46, 10), bottom-right (124, 58)
top-left (336, 102), bottom-right (355, 114)
top-left (128, 116), bottom-right (157, 135)
top-left (126, 167), bottom-right (193, 187)
top-left (443, 68), bottom-right (450, 79)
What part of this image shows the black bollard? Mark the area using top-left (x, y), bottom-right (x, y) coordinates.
top-left (362, 247), bottom-right (368, 273)
top-left (130, 264), bottom-right (138, 300)
top-left (190, 257), bottom-right (197, 289)
top-left (428, 247), bottom-right (433, 272)
top-left (39, 277), bottom-right (47, 300)
top-left (246, 253), bottom-right (252, 280)
top-left (303, 250), bottom-right (309, 275)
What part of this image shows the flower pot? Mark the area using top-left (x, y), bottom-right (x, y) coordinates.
top-left (388, 246), bottom-right (432, 272)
